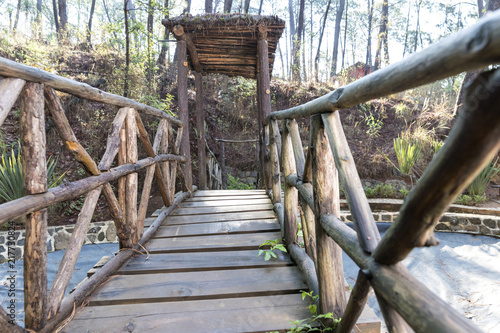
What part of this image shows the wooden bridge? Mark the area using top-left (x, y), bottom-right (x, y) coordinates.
top-left (1, 11), bottom-right (500, 333)
top-left (61, 190), bottom-right (378, 332)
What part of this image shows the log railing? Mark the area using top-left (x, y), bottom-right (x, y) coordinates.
top-left (263, 11), bottom-right (500, 333)
top-left (206, 142), bottom-right (222, 190)
top-left (0, 59), bottom-right (194, 333)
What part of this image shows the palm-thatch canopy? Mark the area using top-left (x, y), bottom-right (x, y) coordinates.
top-left (163, 14), bottom-right (285, 79)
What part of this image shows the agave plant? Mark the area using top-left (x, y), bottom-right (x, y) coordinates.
top-left (467, 157), bottom-right (500, 197)
top-left (0, 142), bottom-right (66, 202)
top-left (382, 134), bottom-right (423, 176)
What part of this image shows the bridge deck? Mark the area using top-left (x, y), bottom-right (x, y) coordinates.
top-left (62, 190), bottom-right (379, 333)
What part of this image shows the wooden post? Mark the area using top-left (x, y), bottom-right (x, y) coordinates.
top-left (125, 109), bottom-right (138, 244)
top-left (177, 40), bottom-right (193, 190)
top-left (220, 141), bottom-right (226, 189)
top-left (0, 77), bottom-right (25, 127)
top-left (195, 72), bottom-right (207, 190)
top-left (21, 82), bottom-right (48, 331)
top-left (258, 24), bottom-right (272, 192)
top-left (270, 120), bottom-right (281, 204)
top-left (282, 121), bottom-right (297, 245)
top-left (310, 115), bottom-right (347, 323)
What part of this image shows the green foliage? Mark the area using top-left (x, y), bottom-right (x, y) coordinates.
top-left (454, 194), bottom-right (473, 206)
top-left (227, 174), bottom-right (255, 190)
top-left (0, 141), bottom-right (66, 203)
top-left (287, 291), bottom-right (341, 332)
top-left (383, 134), bottom-right (422, 176)
top-left (467, 158), bottom-right (499, 196)
top-left (365, 113), bottom-right (383, 138)
top-left (363, 183), bottom-right (403, 199)
top-left (394, 102), bottom-right (413, 121)
top-left (258, 239), bottom-right (287, 261)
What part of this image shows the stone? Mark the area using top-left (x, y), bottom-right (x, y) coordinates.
top-left (483, 219), bottom-right (497, 229)
top-left (55, 227), bottom-right (63, 232)
top-left (66, 228), bottom-right (74, 234)
top-left (88, 227), bottom-right (99, 234)
top-left (54, 231), bottom-right (71, 251)
top-left (345, 215), bottom-right (353, 222)
top-left (491, 229), bottom-right (500, 236)
top-left (372, 214), bottom-right (380, 222)
top-left (87, 234), bottom-right (96, 243)
top-left (0, 245), bottom-right (6, 255)
top-left (381, 214), bottom-right (392, 222)
top-left (106, 223), bottom-right (117, 241)
top-left (46, 240), bottom-right (54, 252)
top-left (435, 223), bottom-right (450, 231)
top-left (450, 224), bottom-right (463, 231)
top-left (479, 225), bottom-right (491, 235)
top-left (466, 217), bottom-right (482, 225)
top-left (48, 228), bottom-right (55, 236)
top-left (440, 215), bottom-right (454, 223)
top-left (17, 238), bottom-right (24, 246)
top-left (0, 236), bottom-right (4, 244)
top-left (14, 247), bottom-right (22, 259)
top-left (98, 232), bottom-right (105, 242)
top-left (465, 225), bottom-right (479, 233)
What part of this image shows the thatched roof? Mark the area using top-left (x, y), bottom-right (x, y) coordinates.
top-left (163, 14), bottom-right (285, 79)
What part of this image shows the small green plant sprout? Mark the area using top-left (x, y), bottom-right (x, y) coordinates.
top-left (365, 112), bottom-right (383, 138)
top-left (467, 157), bottom-right (499, 197)
top-left (288, 291), bottom-right (340, 332)
top-left (258, 239), bottom-right (287, 261)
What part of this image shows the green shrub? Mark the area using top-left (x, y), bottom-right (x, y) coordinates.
top-left (383, 134), bottom-right (422, 176)
top-left (226, 174), bottom-right (254, 190)
top-left (454, 195), bottom-right (473, 206)
top-left (467, 158), bottom-right (499, 196)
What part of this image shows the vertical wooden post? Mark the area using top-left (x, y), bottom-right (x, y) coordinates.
top-left (177, 40), bottom-right (193, 190)
top-left (258, 24), bottom-right (272, 192)
top-left (282, 121), bottom-right (298, 245)
top-left (310, 115), bottom-right (347, 323)
top-left (159, 120), bottom-right (172, 206)
top-left (21, 82), bottom-right (48, 331)
top-left (220, 141), bottom-right (226, 189)
top-left (270, 120), bottom-right (281, 204)
top-left (118, 116), bottom-right (127, 240)
top-left (195, 72), bottom-right (207, 190)
top-left (125, 109), bottom-right (138, 244)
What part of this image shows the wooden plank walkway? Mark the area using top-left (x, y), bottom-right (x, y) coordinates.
top-left (62, 190), bottom-right (380, 333)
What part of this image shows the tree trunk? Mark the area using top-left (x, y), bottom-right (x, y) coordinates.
top-left (124, 0), bottom-right (130, 97)
top-left (414, 0), bottom-right (421, 53)
top-left (224, 0), bottom-right (232, 12)
top-left (58, 0), bottom-right (68, 40)
top-left (314, 0), bottom-right (332, 82)
top-left (487, 0), bottom-right (500, 11)
top-left (342, 0), bottom-right (348, 69)
top-left (86, 0), bottom-right (97, 46)
top-left (244, 0), bottom-right (250, 13)
top-left (205, 0), bottom-right (213, 13)
top-left (258, 0), bottom-right (263, 14)
top-left (146, 0), bottom-right (154, 86)
top-left (402, 0), bottom-right (411, 58)
top-left (158, 0), bottom-right (170, 66)
top-left (374, 0), bottom-right (389, 71)
top-left (477, 0), bottom-right (484, 17)
top-left (330, 0), bottom-right (345, 77)
top-left (364, 0), bottom-right (374, 75)
top-left (13, 0), bottom-right (21, 32)
top-left (36, 0), bottom-right (43, 39)
top-left (183, 0), bottom-right (191, 14)
top-left (292, 0), bottom-right (305, 83)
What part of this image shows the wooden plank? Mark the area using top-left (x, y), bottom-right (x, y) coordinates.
top-left (185, 194), bottom-right (269, 202)
top-left (180, 198), bottom-right (271, 207)
top-left (118, 250), bottom-right (293, 274)
top-left (88, 266), bottom-right (307, 306)
top-left (193, 190), bottom-right (266, 196)
top-left (160, 210), bottom-right (276, 225)
top-left (154, 219), bottom-right (280, 238)
top-left (146, 232), bottom-right (282, 253)
top-left (172, 204), bottom-right (273, 216)
top-left (61, 294), bottom-right (313, 333)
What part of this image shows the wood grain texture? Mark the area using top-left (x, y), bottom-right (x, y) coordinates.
top-left (155, 219), bottom-right (280, 238)
top-left (21, 82), bottom-right (48, 331)
top-left (282, 122), bottom-right (298, 245)
top-left (88, 266), bottom-right (307, 306)
top-left (185, 194), bottom-right (269, 202)
top-left (0, 56), bottom-right (183, 125)
top-left (146, 231), bottom-right (282, 253)
top-left (0, 77), bottom-right (25, 127)
top-left (125, 109), bottom-right (138, 244)
top-left (119, 250), bottom-right (292, 274)
top-left (180, 198), bottom-right (271, 207)
top-left (193, 190), bottom-right (266, 196)
top-left (62, 295), bottom-right (311, 333)
top-left (98, 107), bottom-right (129, 170)
top-left (172, 203), bottom-right (273, 216)
top-left (195, 72), bottom-right (207, 189)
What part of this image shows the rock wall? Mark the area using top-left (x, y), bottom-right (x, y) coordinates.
top-left (0, 221), bottom-right (118, 261)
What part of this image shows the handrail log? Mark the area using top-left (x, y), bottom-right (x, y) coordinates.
top-left (288, 243), bottom-right (320, 298)
top-left (319, 214), bottom-right (481, 333)
top-left (41, 188), bottom-right (196, 333)
top-left (0, 56), bottom-right (183, 127)
top-left (322, 112), bottom-right (381, 253)
top-left (0, 306), bottom-right (24, 333)
top-left (373, 69), bottom-right (500, 265)
top-left (0, 154), bottom-right (186, 225)
top-left (265, 11), bottom-right (500, 123)
top-left (0, 77), bottom-right (25, 127)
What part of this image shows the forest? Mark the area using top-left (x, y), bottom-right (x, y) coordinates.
top-left (0, 0), bottom-right (499, 223)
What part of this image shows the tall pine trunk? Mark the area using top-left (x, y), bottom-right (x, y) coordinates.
top-left (158, 0), bottom-right (170, 66)
top-left (86, 0), bottom-right (97, 46)
top-left (292, 0), bottom-right (305, 83)
top-left (373, 0), bottom-right (389, 71)
top-left (124, 0), bottom-right (130, 98)
top-left (330, 0), bottom-right (345, 78)
top-left (314, 0), bottom-right (331, 82)
top-left (364, 0), bottom-right (374, 75)
top-left (58, 0), bottom-right (68, 41)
